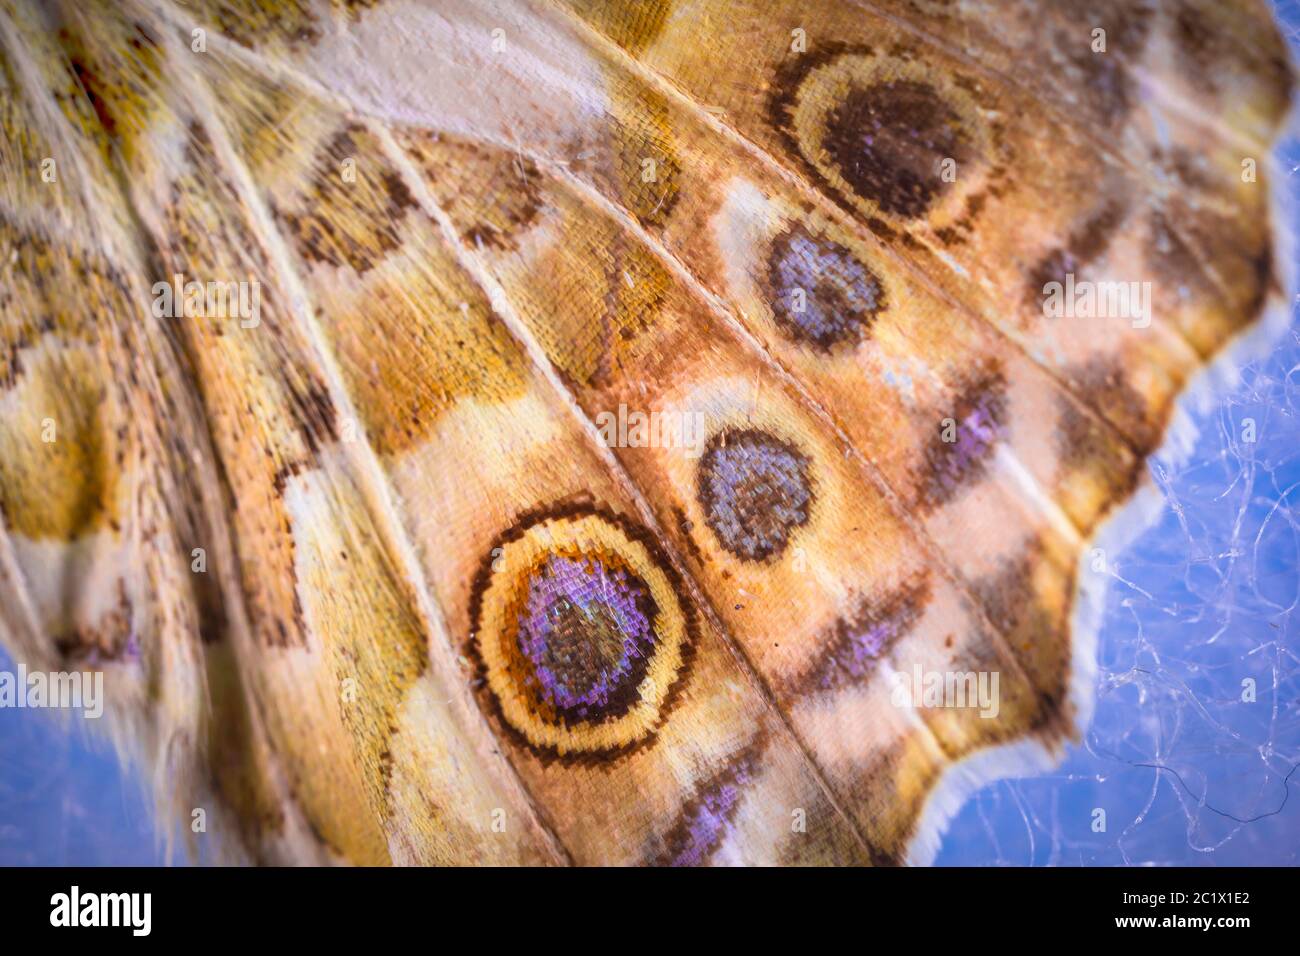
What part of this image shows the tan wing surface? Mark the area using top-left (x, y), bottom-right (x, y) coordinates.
top-left (0, 0), bottom-right (1290, 864)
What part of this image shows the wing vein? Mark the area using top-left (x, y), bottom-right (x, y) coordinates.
top-left (158, 22), bottom-right (574, 866)
top-left (368, 118), bottom-right (884, 864)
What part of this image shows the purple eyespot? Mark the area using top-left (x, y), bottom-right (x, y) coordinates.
top-left (516, 553), bottom-right (658, 724)
top-left (697, 428), bottom-right (813, 562)
top-left (767, 227), bottom-right (883, 351)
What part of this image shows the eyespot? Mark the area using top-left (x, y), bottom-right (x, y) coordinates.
top-left (823, 78), bottom-right (967, 219)
top-left (769, 48), bottom-right (985, 222)
top-left (696, 428), bottom-right (813, 562)
top-left (766, 224), bottom-right (884, 351)
top-left (471, 508), bottom-right (692, 757)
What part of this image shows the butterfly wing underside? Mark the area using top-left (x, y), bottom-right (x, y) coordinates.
top-left (0, 0), bottom-right (1291, 864)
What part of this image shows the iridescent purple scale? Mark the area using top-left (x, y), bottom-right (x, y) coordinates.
top-left (920, 371), bottom-right (1008, 508)
top-left (516, 553), bottom-right (657, 722)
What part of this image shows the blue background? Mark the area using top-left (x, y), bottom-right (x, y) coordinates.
top-left (935, 1), bottom-right (1300, 865)
top-left (2, 4), bottom-right (1299, 867)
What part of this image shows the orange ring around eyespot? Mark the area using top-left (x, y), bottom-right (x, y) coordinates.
top-left (471, 508), bottom-right (692, 757)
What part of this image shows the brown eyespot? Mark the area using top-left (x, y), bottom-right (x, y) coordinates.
top-left (769, 46), bottom-right (984, 223)
top-left (821, 79), bottom-right (968, 219)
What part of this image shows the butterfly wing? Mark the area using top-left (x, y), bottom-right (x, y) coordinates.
top-left (0, 0), bottom-right (1291, 864)
top-left (0, 0), bottom-right (238, 853)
